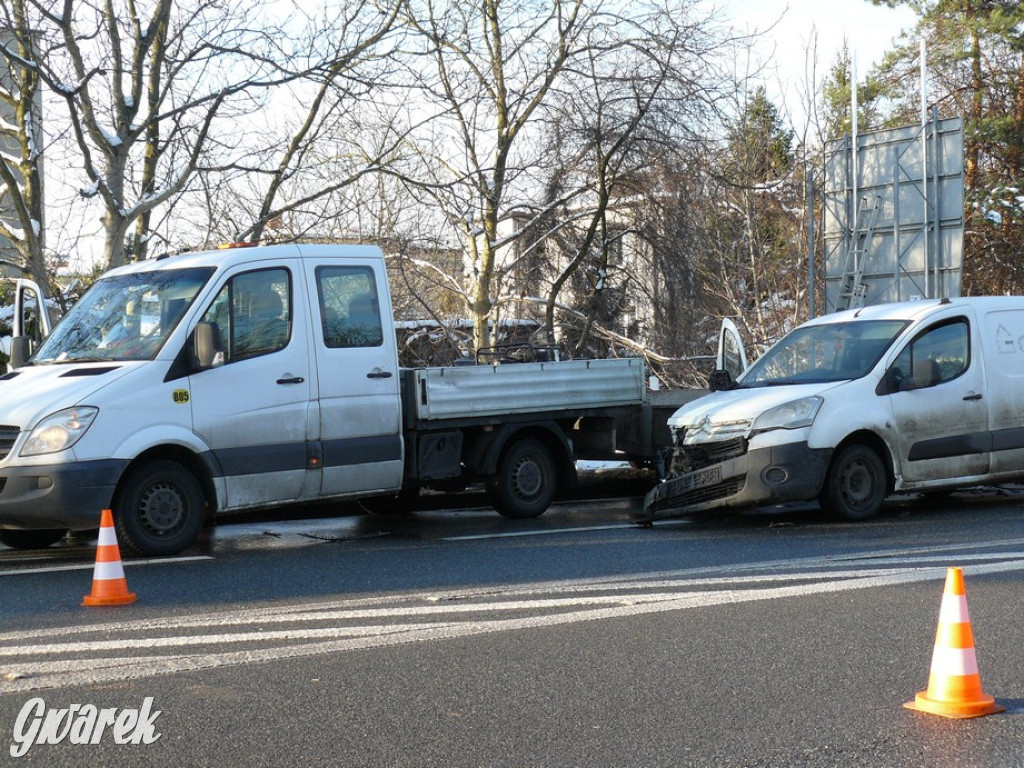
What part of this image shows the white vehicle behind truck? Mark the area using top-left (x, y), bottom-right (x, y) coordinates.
top-left (0, 243), bottom-right (687, 556)
top-left (641, 297), bottom-right (1024, 522)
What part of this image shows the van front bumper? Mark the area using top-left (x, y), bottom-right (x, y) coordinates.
top-left (639, 441), bottom-right (831, 521)
top-left (0, 459), bottom-right (129, 531)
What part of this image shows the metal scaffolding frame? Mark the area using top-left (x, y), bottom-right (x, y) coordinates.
top-left (816, 114), bottom-right (964, 315)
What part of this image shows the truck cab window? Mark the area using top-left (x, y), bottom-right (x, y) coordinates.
top-left (316, 266), bottom-right (383, 348)
top-left (201, 268), bottom-right (291, 363)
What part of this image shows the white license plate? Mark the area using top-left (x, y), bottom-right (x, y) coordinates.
top-left (682, 465), bottom-right (721, 492)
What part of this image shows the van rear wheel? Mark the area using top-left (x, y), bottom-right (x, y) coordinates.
top-left (487, 437), bottom-right (557, 519)
top-left (113, 460), bottom-right (205, 556)
top-left (819, 444), bottom-right (886, 521)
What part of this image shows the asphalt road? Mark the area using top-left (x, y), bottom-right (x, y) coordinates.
top-left (2, 479), bottom-right (1024, 767)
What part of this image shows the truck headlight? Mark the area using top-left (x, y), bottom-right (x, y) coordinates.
top-left (21, 407), bottom-right (99, 456)
top-left (752, 396), bottom-right (822, 433)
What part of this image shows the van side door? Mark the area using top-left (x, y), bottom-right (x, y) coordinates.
top-left (979, 307), bottom-right (1024, 476)
top-left (304, 257), bottom-right (403, 497)
top-left (884, 314), bottom-right (989, 485)
top-left (188, 265), bottom-right (317, 508)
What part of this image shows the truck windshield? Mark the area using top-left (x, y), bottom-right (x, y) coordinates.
top-left (739, 319), bottom-right (908, 387)
top-left (32, 267), bottom-right (215, 364)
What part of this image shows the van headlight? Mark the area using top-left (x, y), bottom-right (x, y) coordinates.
top-left (752, 396), bottom-right (822, 433)
top-left (21, 407), bottom-right (99, 456)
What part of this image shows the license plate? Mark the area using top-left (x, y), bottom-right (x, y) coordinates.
top-left (682, 465), bottom-right (721, 492)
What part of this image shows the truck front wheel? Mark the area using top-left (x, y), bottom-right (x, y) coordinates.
top-left (113, 460), bottom-right (205, 556)
top-left (487, 437), bottom-right (557, 519)
top-left (819, 444), bottom-right (886, 521)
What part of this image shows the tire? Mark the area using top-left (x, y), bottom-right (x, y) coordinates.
top-left (486, 437), bottom-right (557, 519)
top-left (359, 484), bottom-right (421, 516)
top-left (819, 444), bottom-right (887, 521)
top-left (112, 459), bottom-right (205, 556)
top-left (0, 529), bottom-right (67, 550)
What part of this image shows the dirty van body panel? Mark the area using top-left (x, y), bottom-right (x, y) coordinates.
top-left (979, 307), bottom-right (1024, 478)
top-left (886, 311), bottom-right (990, 485)
top-left (303, 255), bottom-right (404, 498)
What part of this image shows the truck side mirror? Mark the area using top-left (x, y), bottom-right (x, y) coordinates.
top-left (707, 368), bottom-right (734, 392)
top-left (8, 336), bottom-right (31, 370)
top-left (193, 321), bottom-right (224, 369)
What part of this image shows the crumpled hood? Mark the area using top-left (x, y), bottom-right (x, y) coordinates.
top-left (667, 382), bottom-right (845, 433)
top-left (0, 363), bottom-right (137, 429)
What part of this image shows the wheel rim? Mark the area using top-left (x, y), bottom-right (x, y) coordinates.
top-left (138, 481), bottom-right (186, 535)
top-left (512, 456), bottom-right (543, 500)
top-left (839, 458), bottom-right (876, 510)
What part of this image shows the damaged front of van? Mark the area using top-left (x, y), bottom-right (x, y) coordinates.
top-left (640, 307), bottom-right (924, 522)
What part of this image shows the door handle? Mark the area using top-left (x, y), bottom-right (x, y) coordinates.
top-left (963, 392), bottom-right (983, 401)
top-left (277, 376), bottom-right (305, 385)
top-left (367, 368), bottom-right (393, 379)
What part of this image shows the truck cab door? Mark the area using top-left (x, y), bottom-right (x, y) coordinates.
top-left (304, 256), bottom-right (403, 497)
top-left (187, 265), bottom-right (317, 508)
top-left (709, 318), bottom-right (747, 390)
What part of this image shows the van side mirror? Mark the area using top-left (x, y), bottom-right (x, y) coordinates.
top-left (8, 336), bottom-right (31, 370)
top-left (193, 321), bottom-right (224, 369)
top-left (708, 368), bottom-right (734, 392)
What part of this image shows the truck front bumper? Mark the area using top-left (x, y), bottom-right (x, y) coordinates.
top-left (0, 459), bottom-right (129, 531)
top-left (638, 440), bottom-right (831, 521)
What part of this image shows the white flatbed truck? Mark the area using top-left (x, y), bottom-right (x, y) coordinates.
top-left (0, 243), bottom-right (688, 556)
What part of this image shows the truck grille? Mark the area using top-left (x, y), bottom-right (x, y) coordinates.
top-left (677, 437), bottom-right (747, 472)
top-left (0, 426), bottom-right (19, 461)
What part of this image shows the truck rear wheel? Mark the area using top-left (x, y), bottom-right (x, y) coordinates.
top-left (0, 529), bottom-right (67, 550)
top-left (113, 459), bottom-right (205, 556)
top-left (819, 444), bottom-right (886, 521)
top-left (487, 437), bottom-right (557, 519)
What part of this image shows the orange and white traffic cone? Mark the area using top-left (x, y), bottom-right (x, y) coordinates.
top-left (904, 567), bottom-right (1003, 718)
top-left (82, 509), bottom-right (137, 607)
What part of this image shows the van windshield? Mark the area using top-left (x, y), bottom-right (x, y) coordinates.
top-left (32, 267), bottom-right (215, 364)
top-left (739, 320), bottom-right (908, 387)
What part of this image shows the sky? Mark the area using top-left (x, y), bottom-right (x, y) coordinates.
top-left (719, 0), bottom-right (920, 131)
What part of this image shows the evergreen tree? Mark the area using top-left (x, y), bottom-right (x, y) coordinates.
top-left (871, 0), bottom-right (1024, 293)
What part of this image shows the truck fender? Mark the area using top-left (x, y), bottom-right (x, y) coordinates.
top-left (110, 424), bottom-right (213, 464)
top-left (107, 425), bottom-right (224, 514)
top-left (476, 421), bottom-right (574, 480)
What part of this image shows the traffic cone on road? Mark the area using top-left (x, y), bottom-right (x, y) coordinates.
top-left (82, 509), bottom-right (137, 606)
top-left (904, 567), bottom-right (1003, 718)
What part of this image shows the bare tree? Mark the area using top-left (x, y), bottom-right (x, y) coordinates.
top-left (0, 0), bottom-right (49, 291)
top-left (391, 0), bottom-right (591, 352)
top-left (19, 0), bottom-right (316, 268)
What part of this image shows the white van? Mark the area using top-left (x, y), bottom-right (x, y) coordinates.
top-left (642, 297), bottom-right (1024, 521)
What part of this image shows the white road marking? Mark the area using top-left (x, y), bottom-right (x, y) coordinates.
top-left (3, 540), bottom-right (1024, 693)
top-left (0, 555), bottom-right (213, 577)
top-left (444, 524), bottom-right (639, 540)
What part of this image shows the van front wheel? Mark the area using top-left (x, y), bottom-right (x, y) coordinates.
top-left (819, 444), bottom-right (886, 521)
top-left (113, 460), bottom-right (205, 556)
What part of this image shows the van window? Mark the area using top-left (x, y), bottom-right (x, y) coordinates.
top-left (316, 267), bottom-right (383, 348)
top-left (891, 318), bottom-right (969, 391)
top-left (740, 320), bottom-right (907, 387)
top-left (200, 268), bottom-right (291, 363)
